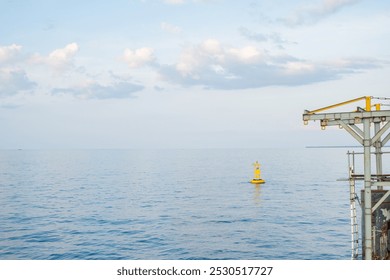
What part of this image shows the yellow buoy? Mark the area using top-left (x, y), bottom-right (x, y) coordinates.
top-left (250, 161), bottom-right (265, 184)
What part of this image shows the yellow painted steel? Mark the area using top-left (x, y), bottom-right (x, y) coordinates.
top-left (375, 103), bottom-right (381, 111)
top-left (306, 96), bottom-right (372, 114)
top-left (365, 96), bottom-right (371, 111)
top-left (250, 161), bottom-right (265, 184)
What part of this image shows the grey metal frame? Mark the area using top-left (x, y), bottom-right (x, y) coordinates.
top-left (303, 110), bottom-right (390, 260)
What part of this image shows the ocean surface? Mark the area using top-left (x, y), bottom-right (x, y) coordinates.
top-left (0, 148), bottom-right (368, 260)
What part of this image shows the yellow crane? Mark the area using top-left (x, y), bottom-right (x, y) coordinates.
top-left (302, 95), bottom-right (390, 260)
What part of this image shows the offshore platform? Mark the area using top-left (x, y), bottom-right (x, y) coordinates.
top-left (303, 96), bottom-right (390, 260)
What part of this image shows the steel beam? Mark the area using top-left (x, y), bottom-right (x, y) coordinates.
top-left (371, 121), bottom-right (390, 144)
top-left (372, 182), bottom-right (390, 187)
top-left (336, 120), bottom-right (363, 145)
top-left (372, 190), bottom-right (390, 213)
top-left (363, 118), bottom-right (372, 260)
top-left (374, 122), bottom-right (383, 191)
top-left (305, 96), bottom-right (367, 114)
top-left (382, 132), bottom-right (390, 146)
top-left (303, 110), bottom-right (390, 122)
top-left (350, 124), bottom-right (364, 138)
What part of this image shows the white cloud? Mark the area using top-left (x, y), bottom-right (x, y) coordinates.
top-left (0, 68), bottom-right (36, 96)
top-left (325, 57), bottom-right (386, 70)
top-left (50, 69), bottom-right (145, 100)
top-left (160, 22), bottom-right (182, 34)
top-left (176, 49), bottom-right (201, 76)
top-left (226, 46), bottom-right (263, 64)
top-left (238, 27), bottom-right (289, 48)
top-left (322, 0), bottom-right (359, 13)
top-left (200, 39), bottom-right (222, 55)
top-left (173, 39), bottom-right (265, 77)
top-left (31, 43), bottom-right (79, 71)
top-left (47, 43), bottom-right (78, 66)
top-left (175, 41), bottom-right (221, 76)
top-left (0, 44), bottom-right (22, 63)
top-left (0, 43), bottom-right (148, 99)
top-left (0, 44), bottom-right (36, 97)
top-left (157, 39), bottom-right (384, 90)
top-left (52, 80), bottom-right (144, 99)
top-left (284, 0), bottom-right (360, 25)
top-left (283, 62), bottom-right (315, 74)
top-left (238, 27), bottom-right (267, 42)
top-left (123, 47), bottom-right (156, 68)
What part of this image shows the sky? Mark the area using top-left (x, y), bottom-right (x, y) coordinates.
top-left (0, 0), bottom-right (390, 149)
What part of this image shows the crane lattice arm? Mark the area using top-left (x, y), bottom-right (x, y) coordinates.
top-left (304, 96), bottom-right (371, 115)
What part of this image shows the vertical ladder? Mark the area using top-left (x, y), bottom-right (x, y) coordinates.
top-left (350, 184), bottom-right (359, 259)
top-left (348, 152), bottom-right (359, 259)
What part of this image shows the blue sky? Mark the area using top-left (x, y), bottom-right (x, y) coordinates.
top-left (0, 0), bottom-right (389, 149)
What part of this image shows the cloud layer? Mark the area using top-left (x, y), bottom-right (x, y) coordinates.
top-left (0, 33), bottom-right (385, 100)
top-left (52, 81), bottom-right (144, 99)
top-left (0, 44), bottom-right (23, 64)
top-left (238, 27), bottom-right (289, 47)
top-left (122, 47), bottom-right (156, 68)
top-left (30, 43), bottom-right (79, 71)
top-left (0, 44), bottom-right (36, 96)
top-left (156, 39), bottom-right (383, 90)
top-left (0, 43), bottom-right (147, 99)
top-left (0, 68), bottom-right (36, 97)
top-left (283, 0), bottom-right (360, 26)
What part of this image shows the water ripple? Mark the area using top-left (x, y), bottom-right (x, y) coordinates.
top-left (0, 149), bottom-right (355, 259)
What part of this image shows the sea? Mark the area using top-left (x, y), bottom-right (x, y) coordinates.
top-left (0, 148), bottom-right (370, 260)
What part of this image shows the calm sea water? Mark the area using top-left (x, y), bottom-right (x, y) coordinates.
top-left (0, 148), bottom-right (362, 260)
